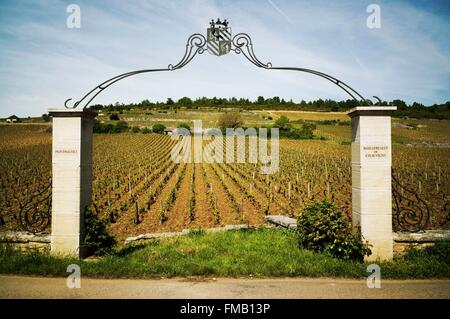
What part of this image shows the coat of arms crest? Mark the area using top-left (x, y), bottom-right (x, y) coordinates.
top-left (207, 19), bottom-right (231, 56)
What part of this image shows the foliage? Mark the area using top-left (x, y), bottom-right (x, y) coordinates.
top-left (131, 126), bottom-right (141, 133)
top-left (84, 206), bottom-right (116, 256)
top-left (41, 114), bottom-right (51, 122)
top-left (109, 113), bottom-right (120, 121)
top-left (87, 97), bottom-right (450, 120)
top-left (273, 116), bottom-right (316, 139)
top-left (141, 127), bottom-right (151, 134)
top-left (152, 123), bottom-right (166, 134)
top-left (93, 120), bottom-right (129, 133)
top-left (403, 240), bottom-right (450, 266)
top-left (274, 116), bottom-right (291, 130)
top-left (218, 112), bottom-right (243, 131)
top-left (297, 199), bottom-right (371, 261)
top-left (93, 120), bottom-right (113, 133)
top-left (177, 97), bottom-right (193, 107)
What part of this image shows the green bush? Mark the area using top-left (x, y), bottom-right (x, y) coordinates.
top-left (109, 113), bottom-right (120, 121)
top-left (93, 120), bottom-right (114, 133)
top-left (273, 115), bottom-right (291, 131)
top-left (152, 123), bottom-right (166, 134)
top-left (113, 120), bottom-right (129, 133)
top-left (84, 206), bottom-right (116, 256)
top-left (93, 120), bottom-right (128, 133)
top-left (141, 127), bottom-right (151, 134)
top-left (131, 126), bottom-right (141, 133)
top-left (297, 199), bottom-right (371, 261)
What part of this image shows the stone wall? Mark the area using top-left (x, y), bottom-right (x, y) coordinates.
top-left (393, 230), bottom-right (450, 254)
top-left (0, 231), bottom-right (50, 253)
top-left (1, 228), bottom-right (448, 255)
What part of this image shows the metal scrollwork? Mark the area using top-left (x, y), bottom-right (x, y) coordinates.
top-left (168, 33), bottom-right (207, 70)
top-left (231, 32), bottom-right (366, 102)
top-left (18, 179), bottom-right (52, 233)
top-left (232, 33), bottom-right (272, 69)
top-left (64, 19), bottom-right (370, 108)
top-left (392, 171), bottom-right (430, 232)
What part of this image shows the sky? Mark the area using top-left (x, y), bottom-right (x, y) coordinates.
top-left (0, 0), bottom-right (449, 117)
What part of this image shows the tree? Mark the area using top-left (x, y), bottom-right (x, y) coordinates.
top-left (272, 96), bottom-right (281, 104)
top-left (109, 113), bottom-right (120, 121)
top-left (152, 123), bottom-right (166, 134)
top-left (218, 112), bottom-right (243, 131)
top-left (178, 97), bottom-right (193, 107)
top-left (166, 98), bottom-right (175, 106)
top-left (141, 99), bottom-right (151, 107)
top-left (391, 99), bottom-right (407, 111)
top-left (257, 96), bottom-right (265, 104)
top-left (273, 115), bottom-right (291, 130)
top-left (41, 113), bottom-right (51, 122)
top-left (411, 102), bottom-right (425, 110)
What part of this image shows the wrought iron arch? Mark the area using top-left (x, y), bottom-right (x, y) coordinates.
top-left (64, 20), bottom-right (370, 109)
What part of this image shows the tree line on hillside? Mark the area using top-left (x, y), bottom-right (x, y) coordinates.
top-left (93, 119), bottom-right (167, 134)
top-left (87, 97), bottom-right (450, 120)
top-left (93, 111), bottom-right (317, 140)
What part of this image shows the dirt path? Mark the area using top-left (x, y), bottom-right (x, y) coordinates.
top-left (0, 275), bottom-right (449, 299)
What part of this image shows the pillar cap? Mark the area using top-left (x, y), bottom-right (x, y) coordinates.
top-left (48, 108), bottom-right (97, 119)
top-left (347, 106), bottom-right (397, 118)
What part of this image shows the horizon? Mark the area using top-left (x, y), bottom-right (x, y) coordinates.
top-left (3, 95), bottom-right (450, 119)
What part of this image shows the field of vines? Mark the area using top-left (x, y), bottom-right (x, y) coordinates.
top-left (0, 124), bottom-right (448, 240)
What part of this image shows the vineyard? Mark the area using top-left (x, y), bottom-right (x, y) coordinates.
top-left (0, 123), bottom-right (449, 240)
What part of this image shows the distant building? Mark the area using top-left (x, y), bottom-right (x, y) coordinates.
top-left (164, 127), bottom-right (175, 135)
top-left (5, 115), bottom-right (21, 123)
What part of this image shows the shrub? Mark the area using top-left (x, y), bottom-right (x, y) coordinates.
top-left (84, 206), bottom-right (116, 256)
top-left (112, 120), bottom-right (129, 133)
top-left (218, 112), bottom-right (243, 131)
top-left (301, 122), bottom-right (316, 135)
top-left (141, 127), bottom-right (151, 134)
top-left (131, 126), bottom-right (141, 133)
top-left (109, 113), bottom-right (120, 121)
top-left (273, 115), bottom-right (291, 130)
top-left (297, 199), bottom-right (371, 261)
top-left (93, 120), bottom-right (113, 133)
top-left (93, 120), bottom-right (129, 133)
top-left (152, 123), bottom-right (166, 134)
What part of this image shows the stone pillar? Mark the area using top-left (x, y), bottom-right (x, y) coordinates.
top-left (347, 106), bottom-right (397, 261)
top-left (48, 108), bottom-right (97, 258)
